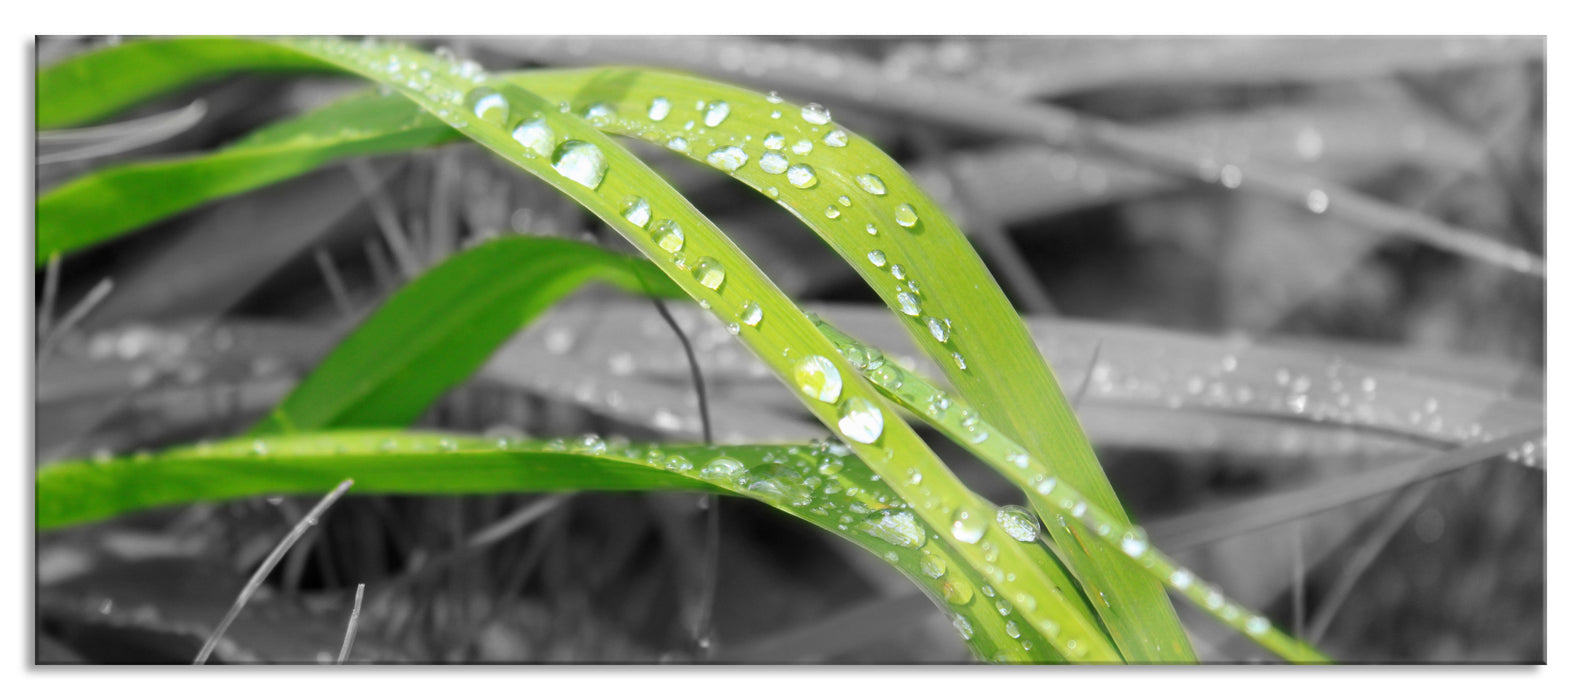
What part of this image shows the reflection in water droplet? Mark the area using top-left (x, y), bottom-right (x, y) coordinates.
top-left (791, 139), bottom-right (813, 155)
top-left (838, 396), bottom-right (884, 444)
top-left (551, 141), bottom-right (607, 189)
top-left (763, 132), bottom-right (785, 150)
top-left (647, 96), bottom-right (671, 121)
top-left (823, 130), bottom-right (848, 147)
top-left (706, 146), bottom-right (748, 172)
top-left (951, 510), bottom-right (988, 544)
top-left (895, 204), bottom-right (919, 228)
top-left (995, 505), bottom-right (1040, 542)
top-left (651, 219), bottom-right (685, 253)
top-left (926, 317), bottom-right (950, 343)
top-left (622, 197), bottom-right (651, 227)
top-left (511, 118), bottom-right (554, 158)
top-left (693, 257), bottom-right (725, 291)
top-left (801, 102), bottom-right (831, 124)
top-left (865, 223), bottom-right (879, 236)
top-left (738, 301), bottom-right (763, 328)
top-left (825, 206), bottom-right (841, 219)
top-left (703, 100), bottom-right (731, 127)
top-left (758, 151), bottom-right (789, 174)
top-left (856, 174), bottom-right (888, 196)
top-left (787, 164), bottom-right (818, 189)
top-left (867, 250), bottom-right (887, 267)
top-left (468, 88), bottom-right (510, 126)
top-left (794, 355), bottom-right (843, 403)
top-left (896, 292), bottom-right (921, 316)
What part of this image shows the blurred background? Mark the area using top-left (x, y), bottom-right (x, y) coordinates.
top-left (35, 36), bottom-right (1544, 663)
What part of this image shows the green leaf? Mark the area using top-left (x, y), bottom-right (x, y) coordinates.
top-left (250, 236), bottom-right (683, 435)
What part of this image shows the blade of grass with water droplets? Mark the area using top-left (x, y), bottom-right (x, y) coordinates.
top-left (811, 318), bottom-right (1329, 662)
top-left (247, 236), bottom-right (682, 435)
top-left (37, 430), bottom-right (1058, 662)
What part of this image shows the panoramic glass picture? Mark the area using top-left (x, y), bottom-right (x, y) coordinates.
top-left (34, 35), bottom-right (1544, 664)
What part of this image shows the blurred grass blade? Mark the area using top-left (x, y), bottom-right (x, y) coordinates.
top-left (813, 317), bottom-right (1328, 663)
top-left (37, 430), bottom-right (1062, 663)
top-left (37, 99), bottom-right (208, 165)
top-left (251, 236), bottom-right (682, 435)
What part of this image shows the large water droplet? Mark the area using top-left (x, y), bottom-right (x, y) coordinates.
top-left (706, 145), bottom-right (748, 172)
top-left (860, 510), bottom-right (926, 549)
top-left (856, 173), bottom-right (888, 196)
top-left (551, 140), bottom-right (607, 189)
top-left (894, 204), bottom-right (919, 228)
top-left (794, 355), bottom-right (842, 403)
top-left (823, 130), bottom-right (849, 147)
top-left (622, 197), bottom-right (651, 227)
top-left (468, 88), bottom-right (510, 126)
top-left (787, 164), bottom-right (818, 189)
top-left (926, 317), bottom-right (950, 343)
top-left (647, 96), bottom-right (671, 121)
top-left (651, 219), bottom-right (685, 253)
top-left (867, 250), bottom-right (887, 267)
top-left (951, 510), bottom-right (988, 544)
top-left (838, 396), bottom-right (883, 444)
top-left (758, 151), bottom-right (789, 174)
top-left (693, 257), bottom-right (725, 291)
top-left (995, 505), bottom-right (1039, 542)
top-left (511, 118), bottom-right (554, 158)
top-left (738, 301), bottom-right (763, 328)
top-left (800, 103), bottom-right (831, 125)
top-left (921, 553), bottom-right (948, 578)
top-left (896, 292), bottom-right (921, 316)
top-left (703, 100), bottom-right (731, 127)
top-left (701, 456), bottom-right (745, 481)
top-left (762, 132), bottom-right (785, 150)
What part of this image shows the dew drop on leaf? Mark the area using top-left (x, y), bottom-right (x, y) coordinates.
top-left (791, 139), bottom-right (813, 155)
top-left (511, 118), bottom-right (554, 158)
top-left (896, 292), bottom-right (921, 316)
top-left (800, 102), bottom-right (832, 124)
top-left (758, 151), bottom-right (789, 174)
top-left (951, 510), bottom-right (988, 544)
top-left (703, 99), bottom-right (731, 127)
top-left (787, 164), bottom-right (818, 189)
top-left (667, 136), bottom-right (689, 152)
top-left (995, 505), bottom-right (1040, 542)
top-left (738, 301), bottom-right (763, 328)
top-left (857, 174), bottom-right (887, 196)
top-left (647, 96), bottom-right (671, 121)
top-left (1120, 532), bottom-right (1149, 558)
top-left (551, 140), bottom-right (607, 189)
top-left (823, 129), bottom-right (848, 147)
top-left (651, 219), bottom-right (685, 253)
top-left (794, 355), bottom-right (843, 403)
top-left (921, 553), bottom-right (948, 579)
top-left (860, 510), bottom-right (926, 549)
top-left (1306, 189), bottom-right (1330, 213)
top-left (693, 257), bottom-right (725, 291)
top-left (926, 317), bottom-right (950, 343)
top-left (824, 206), bottom-right (841, 219)
top-left (467, 88), bottom-right (510, 126)
top-left (895, 203), bottom-right (919, 228)
top-left (701, 456), bottom-right (745, 481)
top-left (865, 223), bottom-right (879, 236)
top-left (867, 250), bottom-right (887, 267)
top-left (706, 145), bottom-right (748, 172)
top-left (837, 396), bottom-right (884, 444)
top-left (763, 132), bottom-right (785, 150)
top-left (622, 197), bottom-right (651, 227)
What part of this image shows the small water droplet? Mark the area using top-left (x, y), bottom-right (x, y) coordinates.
top-left (995, 505), bottom-right (1040, 542)
top-left (701, 456), bottom-right (745, 481)
top-left (800, 102), bottom-right (831, 125)
top-left (824, 206), bottom-right (841, 219)
top-left (865, 223), bottom-right (879, 236)
top-left (1120, 532), bottom-right (1149, 558)
top-left (926, 317), bottom-right (950, 343)
top-left (1170, 569), bottom-right (1193, 589)
top-left (706, 145), bottom-right (748, 172)
top-left (758, 151), bottom-right (789, 174)
top-left (794, 355), bottom-right (843, 403)
top-left (1007, 450), bottom-right (1029, 469)
top-left (890, 264), bottom-right (906, 280)
top-left (693, 257), bottom-right (725, 291)
top-left (511, 118), bottom-right (554, 158)
top-left (651, 219), bottom-right (685, 253)
top-left (1004, 621), bottom-right (1021, 639)
top-left (952, 352), bottom-right (967, 370)
top-left (738, 301), bottom-right (763, 327)
top-left (762, 132), bottom-right (785, 150)
top-left (1219, 164), bottom-right (1243, 189)
top-left (582, 103), bottom-right (614, 125)
top-left (666, 136), bottom-right (689, 152)
top-left (1306, 189), bottom-right (1330, 213)
top-left (787, 164), bottom-right (818, 189)
top-left (467, 88), bottom-right (510, 126)
top-left (791, 139), bottom-right (813, 155)
top-left (837, 396), bottom-right (884, 444)
top-left (823, 129), bottom-right (848, 147)
top-left (1247, 616), bottom-right (1271, 636)
top-left (867, 250), bottom-right (887, 267)
top-left (896, 292), bottom-right (921, 316)
top-left (622, 197), bottom-right (651, 227)
top-left (703, 100), bottom-right (731, 127)
top-left (647, 96), bottom-right (672, 121)
top-left (951, 510), bottom-right (988, 544)
top-left (860, 510), bottom-right (926, 549)
top-left (921, 553), bottom-right (948, 579)
top-left (551, 140), bottom-right (607, 189)
top-left (894, 204), bottom-right (919, 228)
top-left (855, 173), bottom-right (888, 196)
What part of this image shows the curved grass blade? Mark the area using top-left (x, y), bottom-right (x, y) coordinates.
top-left (812, 318), bottom-right (1329, 663)
top-left (37, 430), bottom-right (1062, 663)
top-left (248, 236), bottom-right (682, 435)
top-left (36, 90), bottom-right (450, 264)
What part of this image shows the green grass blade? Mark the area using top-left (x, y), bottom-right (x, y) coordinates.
top-left (37, 430), bottom-right (1061, 662)
top-left (36, 90), bottom-right (451, 265)
top-left (249, 236), bottom-right (682, 435)
top-left (813, 318), bottom-right (1329, 663)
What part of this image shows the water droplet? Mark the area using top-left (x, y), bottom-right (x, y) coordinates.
top-left (800, 103), bottom-right (831, 125)
top-left (867, 250), bottom-right (887, 267)
top-left (758, 151), bottom-right (789, 174)
top-left (1007, 450), bottom-right (1029, 469)
top-left (951, 510), bottom-right (988, 544)
top-left (787, 164), bottom-right (818, 189)
top-left (837, 396), bottom-right (883, 444)
top-left (582, 103), bottom-right (614, 125)
top-left (952, 353), bottom-right (967, 370)
top-left (856, 173), bottom-right (887, 196)
top-left (467, 88), bottom-right (510, 126)
top-left (824, 206), bottom-right (841, 219)
top-left (251, 441), bottom-right (269, 457)
top-left (511, 118), bottom-right (554, 158)
top-left (865, 223), bottom-right (879, 236)
top-left (952, 614), bottom-right (974, 639)
top-left (1170, 569), bottom-right (1193, 589)
top-left (622, 197), bottom-right (651, 227)
top-left (701, 456), bottom-right (745, 481)
top-left (921, 553), bottom-right (948, 579)
top-left (703, 100), bottom-right (731, 127)
top-left (693, 257), bottom-right (725, 291)
top-left (651, 219), bottom-right (685, 253)
top-left (1219, 164), bottom-right (1243, 189)
top-left (860, 510), bottom-right (926, 549)
top-left (577, 434), bottom-right (606, 454)
top-left (647, 96), bottom-right (671, 121)
top-left (894, 204), bottom-right (919, 228)
top-left (1004, 621), bottom-right (1021, 639)
top-left (762, 132), bottom-right (785, 150)
top-left (996, 505), bottom-right (1040, 542)
top-left (551, 140), bottom-right (607, 189)
top-left (738, 301), bottom-right (763, 328)
top-left (823, 129), bottom-right (848, 147)
top-left (889, 264), bottom-right (906, 280)
top-left (794, 355), bottom-right (843, 403)
top-left (706, 145), bottom-right (748, 172)
top-left (1247, 616), bottom-right (1271, 636)
top-left (926, 317), bottom-right (950, 343)
top-left (667, 136), bottom-right (689, 152)
top-left (1306, 189), bottom-right (1329, 213)
top-left (896, 292), bottom-right (921, 316)
top-left (791, 139), bottom-right (813, 155)
top-left (1120, 532), bottom-right (1148, 557)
